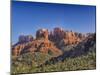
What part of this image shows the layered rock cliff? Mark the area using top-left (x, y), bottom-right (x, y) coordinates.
top-left (12, 27), bottom-right (93, 56)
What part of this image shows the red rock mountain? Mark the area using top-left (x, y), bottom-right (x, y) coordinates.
top-left (12, 27), bottom-right (86, 56)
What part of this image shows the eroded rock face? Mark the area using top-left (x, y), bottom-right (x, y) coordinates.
top-left (12, 39), bottom-right (62, 56)
top-left (12, 44), bottom-right (25, 56)
top-left (49, 27), bottom-right (65, 42)
top-left (12, 28), bottom-right (63, 56)
top-left (63, 31), bottom-right (80, 45)
top-left (19, 35), bottom-right (34, 43)
top-left (49, 28), bottom-right (83, 47)
top-left (36, 29), bottom-right (48, 40)
top-left (75, 32), bottom-right (86, 40)
top-left (12, 27), bottom-right (92, 56)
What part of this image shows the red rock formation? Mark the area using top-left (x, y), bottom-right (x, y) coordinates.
top-left (12, 44), bottom-right (25, 56)
top-left (12, 27), bottom-right (87, 56)
top-left (53, 27), bottom-right (65, 39)
top-left (19, 35), bottom-right (33, 43)
top-left (36, 29), bottom-right (48, 40)
top-left (12, 39), bottom-right (62, 56)
top-left (49, 28), bottom-right (82, 47)
top-left (63, 31), bottom-right (80, 45)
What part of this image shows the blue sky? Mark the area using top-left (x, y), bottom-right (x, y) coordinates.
top-left (12, 1), bottom-right (96, 44)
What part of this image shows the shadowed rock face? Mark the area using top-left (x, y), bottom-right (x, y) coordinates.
top-left (12, 27), bottom-right (94, 57)
top-left (19, 35), bottom-right (34, 43)
top-left (36, 29), bottom-right (49, 40)
top-left (49, 28), bottom-right (85, 48)
top-left (49, 27), bottom-right (65, 42)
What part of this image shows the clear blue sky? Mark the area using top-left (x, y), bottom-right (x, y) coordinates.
top-left (12, 1), bottom-right (96, 44)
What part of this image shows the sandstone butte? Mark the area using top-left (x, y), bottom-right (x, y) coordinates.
top-left (12, 27), bottom-right (86, 56)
